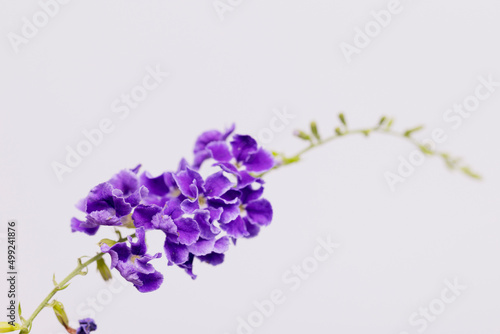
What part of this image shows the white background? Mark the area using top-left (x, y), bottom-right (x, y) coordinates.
top-left (1, 0), bottom-right (500, 333)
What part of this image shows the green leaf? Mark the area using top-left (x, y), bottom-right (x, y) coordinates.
top-left (98, 239), bottom-right (117, 248)
top-left (310, 122), bottom-right (321, 141)
top-left (404, 125), bottom-right (424, 137)
top-left (18, 303), bottom-right (25, 324)
top-left (96, 258), bottom-right (113, 281)
top-left (77, 256), bottom-right (89, 267)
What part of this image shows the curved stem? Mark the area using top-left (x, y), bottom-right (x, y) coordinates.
top-left (262, 125), bottom-right (480, 179)
top-left (19, 252), bottom-right (105, 334)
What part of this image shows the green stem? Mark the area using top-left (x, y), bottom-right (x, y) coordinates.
top-left (19, 232), bottom-right (134, 333)
top-left (262, 125), bottom-right (480, 179)
top-left (19, 252), bottom-right (105, 334)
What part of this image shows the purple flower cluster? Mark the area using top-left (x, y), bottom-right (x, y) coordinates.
top-left (72, 125), bottom-right (275, 292)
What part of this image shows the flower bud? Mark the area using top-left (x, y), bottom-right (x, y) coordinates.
top-left (310, 122), bottom-right (320, 141)
top-left (52, 300), bottom-right (69, 329)
top-left (0, 322), bottom-right (21, 333)
top-left (293, 130), bottom-right (311, 141)
top-left (96, 258), bottom-right (112, 281)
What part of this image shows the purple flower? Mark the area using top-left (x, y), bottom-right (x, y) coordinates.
top-left (147, 205), bottom-right (201, 266)
top-left (192, 124), bottom-right (235, 169)
top-left (76, 318), bottom-right (97, 334)
top-left (192, 130), bottom-right (275, 174)
top-left (230, 135), bottom-right (274, 172)
top-left (101, 227), bottom-right (164, 292)
top-left (72, 166), bottom-right (147, 235)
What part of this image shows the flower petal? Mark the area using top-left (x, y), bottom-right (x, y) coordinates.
top-left (244, 217), bottom-right (261, 238)
top-left (174, 217), bottom-right (200, 245)
top-left (172, 168), bottom-right (203, 198)
top-left (164, 240), bottom-right (190, 265)
top-left (194, 210), bottom-right (220, 239)
top-left (207, 141), bottom-right (233, 162)
top-left (132, 204), bottom-right (162, 230)
top-left (108, 168), bottom-right (140, 195)
top-left (179, 254), bottom-right (197, 280)
top-left (220, 216), bottom-right (249, 238)
top-left (244, 148), bottom-right (275, 172)
top-left (135, 271), bottom-right (164, 293)
top-left (86, 210), bottom-right (121, 227)
top-left (198, 252), bottom-right (225, 266)
top-left (231, 135), bottom-right (258, 162)
top-left (140, 171), bottom-right (171, 196)
top-left (246, 199), bottom-right (273, 226)
top-left (214, 236), bottom-right (230, 253)
top-left (187, 238), bottom-right (216, 256)
top-left (71, 218), bottom-right (99, 235)
top-left (129, 227), bottom-right (147, 255)
top-left (203, 171), bottom-right (233, 198)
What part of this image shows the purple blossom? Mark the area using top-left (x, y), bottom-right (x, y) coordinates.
top-left (72, 166), bottom-right (147, 235)
top-left (76, 318), bottom-right (97, 334)
top-left (101, 227), bottom-right (163, 293)
top-left (192, 124), bottom-right (235, 169)
top-left (72, 126), bottom-right (275, 289)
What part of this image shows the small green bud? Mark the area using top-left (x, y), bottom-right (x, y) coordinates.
top-left (338, 113), bottom-right (347, 127)
top-left (418, 144), bottom-right (434, 155)
top-left (96, 258), bottom-right (113, 281)
top-left (52, 301), bottom-right (70, 330)
top-left (460, 167), bottom-right (481, 179)
top-left (404, 125), bottom-right (424, 137)
top-left (310, 122), bottom-right (321, 141)
top-left (335, 127), bottom-right (343, 136)
top-left (386, 118), bottom-right (394, 129)
top-left (293, 130), bottom-right (311, 141)
top-left (0, 322), bottom-right (21, 333)
top-left (282, 155), bottom-right (300, 164)
top-left (378, 116), bottom-right (387, 127)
